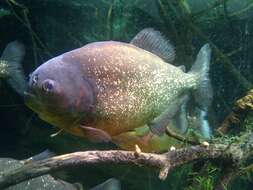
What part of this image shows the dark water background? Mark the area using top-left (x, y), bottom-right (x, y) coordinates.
top-left (0, 0), bottom-right (253, 189)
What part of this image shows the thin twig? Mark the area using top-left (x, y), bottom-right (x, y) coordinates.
top-left (170, 0), bottom-right (253, 90)
top-left (165, 128), bottom-right (199, 145)
top-left (155, 0), bottom-right (179, 40)
top-left (106, 0), bottom-right (114, 40)
top-left (188, 21), bottom-right (252, 90)
top-left (230, 1), bottom-right (253, 17)
top-left (6, 0), bottom-right (52, 57)
top-left (192, 0), bottom-right (230, 19)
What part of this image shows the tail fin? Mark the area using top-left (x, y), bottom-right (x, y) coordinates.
top-left (190, 44), bottom-right (213, 110)
top-left (1, 41), bottom-right (27, 95)
top-left (189, 44), bottom-right (213, 139)
top-left (191, 107), bottom-right (212, 139)
top-left (199, 109), bottom-right (212, 139)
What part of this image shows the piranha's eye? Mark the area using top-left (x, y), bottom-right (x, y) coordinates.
top-left (42, 79), bottom-right (55, 93)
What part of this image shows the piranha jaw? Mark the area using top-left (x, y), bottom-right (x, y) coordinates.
top-left (24, 91), bottom-right (43, 112)
top-left (24, 91), bottom-right (55, 125)
top-left (24, 92), bottom-right (83, 129)
top-left (24, 78), bottom-right (95, 130)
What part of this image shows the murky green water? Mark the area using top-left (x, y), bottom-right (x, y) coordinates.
top-left (0, 0), bottom-right (253, 189)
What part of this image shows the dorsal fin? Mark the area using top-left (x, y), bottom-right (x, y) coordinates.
top-left (130, 28), bottom-right (175, 63)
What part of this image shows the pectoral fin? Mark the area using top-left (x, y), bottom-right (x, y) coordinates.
top-left (80, 125), bottom-right (112, 143)
top-left (148, 95), bottom-right (188, 136)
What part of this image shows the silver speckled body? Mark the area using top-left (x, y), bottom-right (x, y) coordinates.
top-left (64, 41), bottom-right (197, 136)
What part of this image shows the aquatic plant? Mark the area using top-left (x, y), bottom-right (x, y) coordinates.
top-left (0, 8), bottom-right (10, 18)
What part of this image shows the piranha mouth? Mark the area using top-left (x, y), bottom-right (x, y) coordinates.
top-left (24, 91), bottom-right (37, 104)
top-left (24, 91), bottom-right (41, 112)
top-left (24, 91), bottom-right (36, 99)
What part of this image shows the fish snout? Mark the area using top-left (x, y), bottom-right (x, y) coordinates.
top-left (24, 89), bottom-right (37, 106)
top-left (24, 74), bottom-right (38, 102)
top-left (26, 72), bottom-right (41, 97)
top-left (29, 73), bottom-right (39, 88)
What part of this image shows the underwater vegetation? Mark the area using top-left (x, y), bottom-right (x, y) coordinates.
top-left (0, 0), bottom-right (253, 189)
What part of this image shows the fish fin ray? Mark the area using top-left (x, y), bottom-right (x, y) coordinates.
top-left (148, 96), bottom-right (188, 136)
top-left (1, 41), bottom-right (27, 95)
top-left (190, 44), bottom-right (213, 110)
top-left (80, 125), bottom-right (112, 143)
top-left (130, 28), bottom-right (175, 63)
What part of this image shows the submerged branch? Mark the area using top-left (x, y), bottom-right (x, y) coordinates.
top-left (1, 126), bottom-right (253, 189)
top-left (0, 145), bottom-right (229, 189)
top-left (165, 128), bottom-right (199, 145)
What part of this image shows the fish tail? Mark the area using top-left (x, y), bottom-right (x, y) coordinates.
top-left (1, 41), bottom-right (26, 95)
top-left (189, 44), bottom-right (213, 139)
top-left (198, 109), bottom-right (212, 139)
